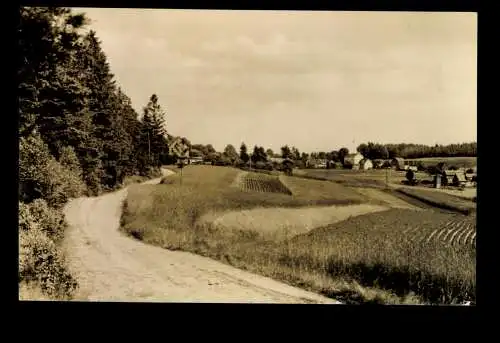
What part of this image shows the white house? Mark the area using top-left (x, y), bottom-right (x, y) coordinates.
top-left (343, 152), bottom-right (364, 169)
top-left (359, 158), bottom-right (373, 170)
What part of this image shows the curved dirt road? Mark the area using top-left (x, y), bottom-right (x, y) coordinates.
top-left (62, 170), bottom-right (339, 303)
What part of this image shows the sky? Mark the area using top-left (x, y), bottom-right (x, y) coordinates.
top-left (74, 8), bottom-right (477, 153)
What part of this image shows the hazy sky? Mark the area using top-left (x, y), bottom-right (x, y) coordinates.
top-left (75, 9), bottom-right (477, 153)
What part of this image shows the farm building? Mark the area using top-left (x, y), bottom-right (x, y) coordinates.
top-left (343, 152), bottom-right (364, 169)
top-left (306, 158), bottom-right (327, 168)
top-left (359, 158), bottom-right (373, 170)
top-left (452, 173), bottom-right (468, 187)
top-left (465, 171), bottom-right (477, 182)
top-left (327, 160), bottom-right (341, 169)
top-left (391, 157), bottom-right (405, 170)
top-left (187, 156), bottom-right (203, 165)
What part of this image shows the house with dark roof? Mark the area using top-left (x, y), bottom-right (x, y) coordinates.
top-left (391, 157), bottom-right (405, 170)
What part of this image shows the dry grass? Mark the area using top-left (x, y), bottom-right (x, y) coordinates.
top-left (121, 165), bottom-right (474, 304)
top-left (200, 204), bottom-right (388, 240)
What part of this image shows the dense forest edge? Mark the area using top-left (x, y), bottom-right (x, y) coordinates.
top-left (18, 7), bottom-right (171, 299)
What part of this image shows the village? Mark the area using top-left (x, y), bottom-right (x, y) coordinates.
top-left (180, 145), bottom-right (477, 191)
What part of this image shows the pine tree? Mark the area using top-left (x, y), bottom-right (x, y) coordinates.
top-left (139, 94), bottom-right (168, 168)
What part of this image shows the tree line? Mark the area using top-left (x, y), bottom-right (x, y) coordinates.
top-left (19, 7), bottom-right (171, 200)
top-left (195, 140), bottom-right (477, 169)
top-left (18, 7), bottom-right (173, 297)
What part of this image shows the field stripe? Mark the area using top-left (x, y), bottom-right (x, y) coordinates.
top-left (436, 227), bottom-right (447, 241)
top-left (426, 228), bottom-right (439, 243)
top-left (463, 229), bottom-right (474, 245)
top-left (443, 220), bottom-right (462, 244)
top-left (448, 221), bottom-right (465, 246)
top-left (455, 221), bottom-right (469, 246)
top-left (471, 232), bottom-right (476, 245)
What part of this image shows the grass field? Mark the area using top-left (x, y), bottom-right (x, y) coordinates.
top-left (121, 165), bottom-right (475, 304)
top-left (405, 156), bottom-right (476, 169)
top-left (293, 168), bottom-right (409, 188)
top-left (397, 187), bottom-right (476, 215)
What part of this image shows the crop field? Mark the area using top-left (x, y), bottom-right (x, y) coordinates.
top-left (240, 172), bottom-right (292, 195)
top-left (404, 215), bottom-right (476, 246)
top-left (121, 165), bottom-right (475, 304)
top-left (289, 209), bottom-right (476, 303)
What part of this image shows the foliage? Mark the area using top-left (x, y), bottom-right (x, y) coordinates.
top-left (19, 201), bottom-right (78, 298)
top-left (19, 135), bottom-right (86, 207)
top-left (239, 142), bottom-right (249, 163)
top-left (280, 145), bottom-right (292, 159)
top-left (338, 148), bottom-right (349, 164)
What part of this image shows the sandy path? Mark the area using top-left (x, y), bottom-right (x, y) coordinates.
top-left (62, 169), bottom-right (338, 303)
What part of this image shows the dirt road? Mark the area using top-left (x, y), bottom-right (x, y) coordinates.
top-left (62, 170), bottom-right (339, 303)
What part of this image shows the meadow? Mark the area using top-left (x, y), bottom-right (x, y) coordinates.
top-left (121, 165), bottom-right (476, 304)
top-left (405, 156), bottom-right (477, 169)
top-left (293, 168), bottom-right (409, 188)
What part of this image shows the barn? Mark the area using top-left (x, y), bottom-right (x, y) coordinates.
top-left (343, 152), bottom-right (364, 169)
top-left (391, 157), bottom-right (405, 170)
top-left (359, 158), bottom-right (373, 170)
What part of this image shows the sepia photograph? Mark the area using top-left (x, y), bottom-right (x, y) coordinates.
top-left (18, 7), bottom-right (477, 305)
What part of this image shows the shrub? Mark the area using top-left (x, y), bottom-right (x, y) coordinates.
top-left (25, 199), bottom-right (67, 243)
top-left (19, 201), bottom-right (77, 298)
top-left (19, 135), bottom-right (86, 207)
top-left (19, 228), bottom-right (77, 298)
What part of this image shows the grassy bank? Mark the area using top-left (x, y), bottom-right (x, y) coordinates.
top-left (121, 165), bottom-right (474, 304)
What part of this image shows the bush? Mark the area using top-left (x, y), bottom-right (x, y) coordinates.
top-left (19, 201), bottom-right (77, 298)
top-left (25, 199), bottom-right (67, 243)
top-left (19, 228), bottom-right (77, 298)
top-left (19, 135), bottom-right (86, 207)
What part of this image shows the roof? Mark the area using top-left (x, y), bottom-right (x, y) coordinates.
top-left (360, 158), bottom-right (372, 164)
top-left (454, 173), bottom-right (467, 182)
top-left (392, 157), bottom-right (404, 162)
